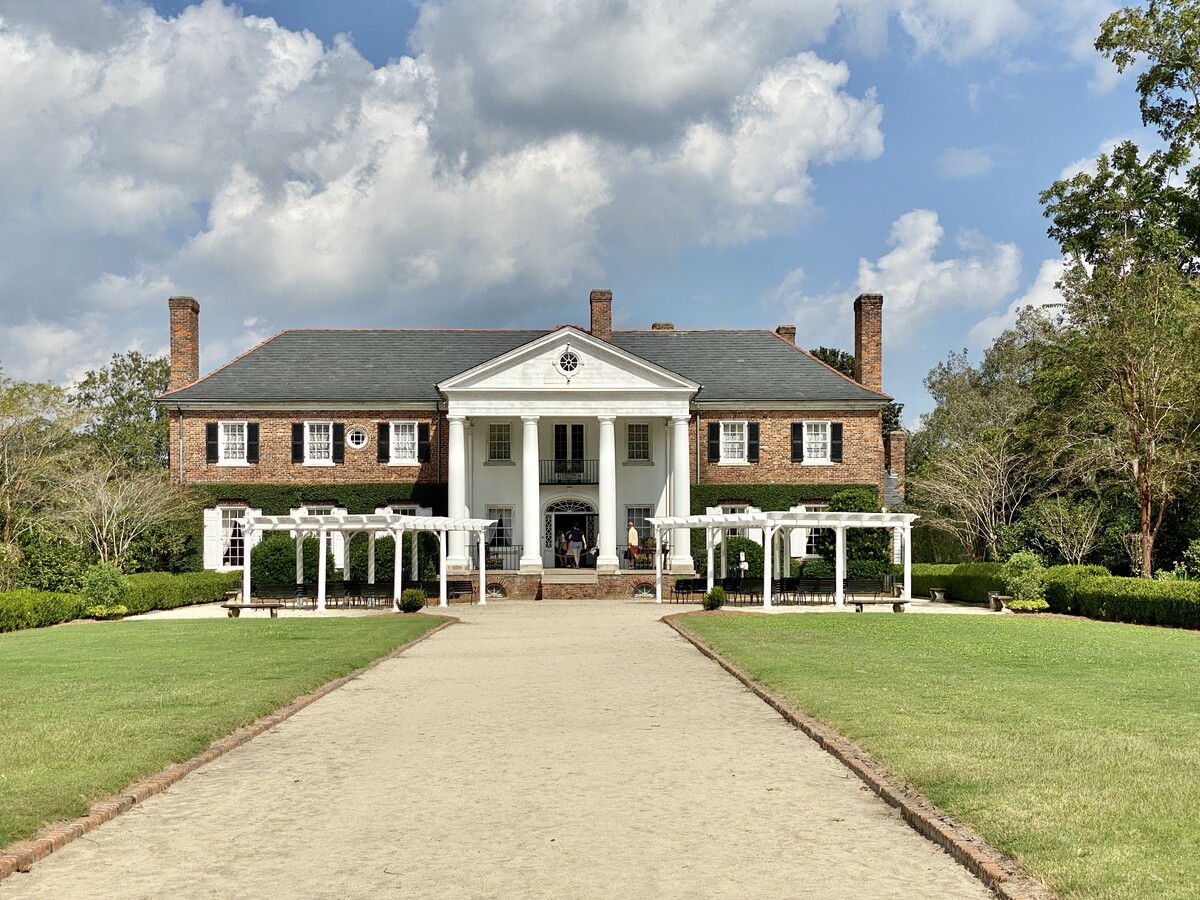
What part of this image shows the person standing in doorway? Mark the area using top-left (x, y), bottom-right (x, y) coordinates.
top-left (627, 521), bottom-right (639, 563)
top-left (569, 524), bottom-right (584, 568)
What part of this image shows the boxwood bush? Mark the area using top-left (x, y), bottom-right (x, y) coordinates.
top-left (1043, 565), bottom-right (1110, 614)
top-left (896, 563), bottom-right (1004, 602)
top-left (249, 534), bottom-right (335, 588)
top-left (905, 564), bottom-right (960, 597)
top-left (0, 589), bottom-right (87, 633)
top-left (1073, 576), bottom-right (1200, 629)
top-left (123, 571), bottom-right (241, 614)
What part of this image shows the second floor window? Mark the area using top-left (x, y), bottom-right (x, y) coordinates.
top-left (220, 421), bottom-right (246, 462)
top-left (488, 423), bottom-right (512, 461)
top-left (391, 421), bottom-right (418, 462)
top-left (306, 422), bottom-right (332, 463)
top-left (720, 421), bottom-right (746, 462)
top-left (627, 423), bottom-right (650, 461)
top-left (805, 421), bottom-right (830, 462)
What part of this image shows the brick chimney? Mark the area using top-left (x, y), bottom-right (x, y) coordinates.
top-left (775, 324), bottom-right (796, 346)
top-left (887, 430), bottom-right (906, 489)
top-left (590, 289), bottom-right (612, 342)
top-left (168, 296), bottom-right (200, 390)
top-left (651, 322), bottom-right (674, 331)
top-left (853, 292), bottom-right (883, 392)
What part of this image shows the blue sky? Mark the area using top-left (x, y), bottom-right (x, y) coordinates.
top-left (0, 0), bottom-right (1145, 422)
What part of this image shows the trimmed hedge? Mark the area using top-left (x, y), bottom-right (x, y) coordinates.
top-left (1072, 576), bottom-right (1200, 629)
top-left (1043, 565), bottom-right (1110, 614)
top-left (900, 562), bottom-right (1004, 603)
top-left (122, 571), bottom-right (242, 615)
top-left (0, 590), bottom-right (87, 633)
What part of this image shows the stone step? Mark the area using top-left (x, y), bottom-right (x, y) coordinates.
top-left (541, 570), bottom-right (599, 584)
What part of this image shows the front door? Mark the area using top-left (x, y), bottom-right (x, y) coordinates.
top-left (546, 505), bottom-right (597, 568)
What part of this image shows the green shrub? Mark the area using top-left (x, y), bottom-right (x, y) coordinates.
top-left (801, 558), bottom-right (834, 578)
top-left (724, 537), bottom-right (764, 577)
top-left (1073, 576), bottom-right (1200, 629)
top-left (1001, 551), bottom-right (1046, 604)
top-left (0, 589), bottom-right (87, 633)
top-left (15, 533), bottom-right (93, 592)
top-left (812, 488), bottom-right (891, 563)
top-left (1043, 565), bottom-right (1110, 614)
top-left (702, 586), bottom-right (727, 610)
top-left (944, 563), bottom-right (1005, 603)
top-left (84, 604), bottom-right (129, 619)
top-left (1006, 598), bottom-right (1050, 613)
top-left (846, 559), bottom-right (893, 579)
top-left (123, 571), bottom-right (241, 614)
top-left (399, 588), bottom-right (426, 613)
top-left (906, 563), bottom-right (959, 597)
top-left (250, 534), bottom-right (334, 588)
top-left (81, 563), bottom-right (129, 606)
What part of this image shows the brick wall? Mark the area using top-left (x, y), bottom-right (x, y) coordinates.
top-left (168, 297), bottom-right (200, 390)
top-left (693, 409), bottom-right (884, 493)
top-left (853, 293), bottom-right (883, 393)
top-left (171, 410), bottom-right (446, 485)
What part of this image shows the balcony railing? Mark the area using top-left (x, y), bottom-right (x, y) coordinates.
top-left (540, 458), bottom-right (598, 484)
top-left (468, 544), bottom-right (523, 571)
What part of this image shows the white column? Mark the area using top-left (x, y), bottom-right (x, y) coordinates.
top-left (447, 414), bottom-right (468, 569)
top-left (341, 532), bottom-right (351, 580)
top-left (317, 529), bottom-right (328, 612)
top-left (902, 523), bottom-right (912, 605)
top-left (438, 530), bottom-right (448, 607)
top-left (596, 415), bottom-right (619, 573)
top-left (520, 415), bottom-right (542, 572)
top-left (670, 415), bottom-right (693, 572)
top-left (706, 530), bottom-right (715, 593)
top-left (393, 530), bottom-right (403, 611)
top-left (410, 532), bottom-right (418, 580)
top-left (654, 525), bottom-right (663, 603)
top-left (834, 527), bottom-right (846, 607)
top-left (242, 525), bottom-right (253, 603)
top-left (721, 534), bottom-right (728, 578)
top-left (762, 525), bottom-right (773, 609)
top-left (368, 533), bottom-right (376, 584)
top-left (478, 529), bottom-right (487, 605)
top-left (295, 532), bottom-right (303, 587)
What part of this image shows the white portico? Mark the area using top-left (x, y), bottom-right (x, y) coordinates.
top-left (437, 327), bottom-right (699, 575)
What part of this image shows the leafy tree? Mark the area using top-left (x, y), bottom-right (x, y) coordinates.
top-left (72, 352), bottom-right (170, 470)
top-left (813, 487), bottom-right (891, 563)
top-left (1028, 497), bottom-right (1104, 565)
top-left (808, 346), bottom-right (904, 435)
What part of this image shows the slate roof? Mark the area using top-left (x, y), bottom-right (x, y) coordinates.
top-left (159, 328), bottom-right (887, 405)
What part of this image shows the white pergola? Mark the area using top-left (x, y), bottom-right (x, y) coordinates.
top-left (242, 512), bottom-right (496, 610)
top-left (647, 509), bottom-right (919, 608)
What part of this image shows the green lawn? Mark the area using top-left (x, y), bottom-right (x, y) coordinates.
top-left (0, 616), bottom-right (445, 847)
top-left (677, 612), bottom-right (1200, 900)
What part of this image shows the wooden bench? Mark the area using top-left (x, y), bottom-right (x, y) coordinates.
top-left (419, 580), bottom-right (475, 600)
top-left (222, 603), bottom-right (284, 618)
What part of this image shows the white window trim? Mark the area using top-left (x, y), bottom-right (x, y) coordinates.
top-left (389, 420), bottom-right (420, 467)
top-left (345, 426), bottom-right (368, 451)
top-left (304, 420), bottom-right (334, 466)
top-left (718, 419), bottom-right (749, 465)
top-left (802, 419), bottom-right (833, 466)
top-left (485, 506), bottom-right (515, 547)
top-left (801, 503), bottom-right (831, 557)
top-left (486, 421), bottom-right (514, 465)
top-left (217, 420), bottom-right (250, 467)
top-left (624, 421), bottom-right (653, 465)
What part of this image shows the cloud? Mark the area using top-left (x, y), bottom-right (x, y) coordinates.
top-left (770, 209), bottom-right (1022, 346)
top-left (937, 147), bottom-right (994, 179)
top-left (967, 257), bottom-right (1064, 347)
top-left (1057, 133), bottom-right (1142, 180)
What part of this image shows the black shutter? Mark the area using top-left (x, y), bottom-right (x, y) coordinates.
top-left (791, 423), bottom-right (804, 462)
top-left (831, 423), bottom-right (844, 462)
top-left (747, 422), bottom-right (760, 463)
top-left (332, 423), bottom-right (345, 463)
top-left (292, 423), bottom-right (304, 463)
top-left (205, 423), bottom-right (218, 463)
top-left (707, 423), bottom-right (720, 462)
top-left (377, 423), bottom-right (390, 462)
top-left (417, 423), bottom-right (431, 462)
top-left (246, 423), bottom-right (259, 463)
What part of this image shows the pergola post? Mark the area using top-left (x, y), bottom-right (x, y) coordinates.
top-left (721, 535), bottom-right (728, 578)
top-left (317, 528), bottom-right (328, 612)
top-left (367, 532), bottom-right (376, 584)
top-left (902, 523), bottom-right (912, 604)
top-left (341, 531), bottom-right (351, 581)
top-left (410, 533), bottom-right (418, 580)
top-left (438, 530), bottom-right (448, 607)
top-left (706, 528), bottom-right (715, 593)
top-left (834, 527), bottom-right (845, 607)
top-left (393, 529), bottom-right (403, 611)
top-left (478, 528), bottom-right (487, 605)
top-left (762, 524), bottom-right (773, 609)
top-left (295, 532), bottom-right (304, 590)
top-left (654, 524), bottom-right (663, 603)
top-left (242, 524), bottom-right (253, 602)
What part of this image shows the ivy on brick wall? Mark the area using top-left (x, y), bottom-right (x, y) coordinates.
top-left (187, 483), bottom-right (449, 516)
top-left (689, 483), bottom-right (875, 514)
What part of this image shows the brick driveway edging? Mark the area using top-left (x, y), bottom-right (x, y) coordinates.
top-left (0, 614), bottom-right (457, 883)
top-left (662, 612), bottom-right (1055, 900)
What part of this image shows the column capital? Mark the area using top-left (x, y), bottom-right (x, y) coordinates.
top-left (521, 414), bottom-right (540, 423)
top-left (447, 414), bottom-right (466, 423)
top-left (596, 414), bottom-right (616, 423)
top-left (671, 414), bottom-right (691, 424)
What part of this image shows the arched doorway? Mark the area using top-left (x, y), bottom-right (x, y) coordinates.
top-left (544, 498), bottom-right (597, 568)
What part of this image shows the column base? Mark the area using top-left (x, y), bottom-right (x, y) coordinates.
top-left (669, 557), bottom-right (696, 575)
top-left (446, 557), bottom-right (472, 574)
top-left (596, 558), bottom-right (619, 575)
top-left (519, 558), bottom-right (544, 574)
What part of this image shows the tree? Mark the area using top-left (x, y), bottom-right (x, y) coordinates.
top-left (1028, 497), bottom-right (1103, 565)
top-left (808, 346), bottom-right (904, 435)
top-left (73, 351), bottom-right (170, 470)
top-left (46, 457), bottom-right (193, 568)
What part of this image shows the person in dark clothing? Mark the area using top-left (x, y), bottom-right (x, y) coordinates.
top-left (569, 525), bottom-right (584, 568)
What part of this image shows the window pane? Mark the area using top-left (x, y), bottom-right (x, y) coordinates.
top-left (721, 421), bottom-right (745, 461)
top-left (488, 423), bottom-right (511, 461)
top-left (220, 508), bottom-right (245, 568)
top-left (221, 422), bottom-right (246, 461)
top-left (625, 506), bottom-right (653, 542)
top-left (627, 423), bottom-right (650, 460)
top-left (307, 422), bottom-right (332, 460)
top-left (485, 507), bottom-right (513, 546)
top-left (805, 422), bottom-right (829, 461)
top-left (392, 421), bottom-right (417, 461)
top-left (720, 503), bottom-right (748, 538)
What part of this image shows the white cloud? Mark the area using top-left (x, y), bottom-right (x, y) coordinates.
top-left (937, 147), bottom-right (994, 179)
top-left (1057, 133), bottom-right (1141, 179)
top-left (770, 209), bottom-right (1022, 346)
top-left (967, 257), bottom-right (1064, 347)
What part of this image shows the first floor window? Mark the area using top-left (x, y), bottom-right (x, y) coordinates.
top-left (720, 421), bottom-right (746, 462)
top-left (221, 508), bottom-right (246, 568)
top-left (804, 504), bottom-right (830, 556)
top-left (626, 506), bottom-right (653, 543)
top-left (306, 421), bottom-right (332, 462)
top-left (720, 503), bottom-right (749, 538)
top-left (220, 421), bottom-right (246, 462)
top-left (392, 505), bottom-right (419, 517)
top-left (391, 421), bottom-right (418, 462)
top-left (486, 507), bottom-right (514, 546)
top-left (488, 423), bottom-right (512, 461)
top-left (627, 423), bottom-right (650, 461)
top-left (805, 421), bottom-right (830, 462)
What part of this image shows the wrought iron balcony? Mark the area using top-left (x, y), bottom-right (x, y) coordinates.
top-left (540, 458), bottom-right (598, 484)
top-left (468, 544), bottom-right (523, 571)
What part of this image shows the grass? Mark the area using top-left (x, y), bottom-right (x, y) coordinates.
top-left (0, 616), bottom-right (444, 847)
top-left (676, 612), bottom-right (1200, 900)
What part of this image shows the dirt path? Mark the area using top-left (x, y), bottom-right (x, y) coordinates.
top-left (7, 600), bottom-right (990, 899)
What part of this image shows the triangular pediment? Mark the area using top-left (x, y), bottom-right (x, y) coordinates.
top-left (438, 327), bottom-right (699, 394)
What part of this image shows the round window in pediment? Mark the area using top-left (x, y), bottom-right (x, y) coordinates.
top-left (557, 349), bottom-right (581, 376)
